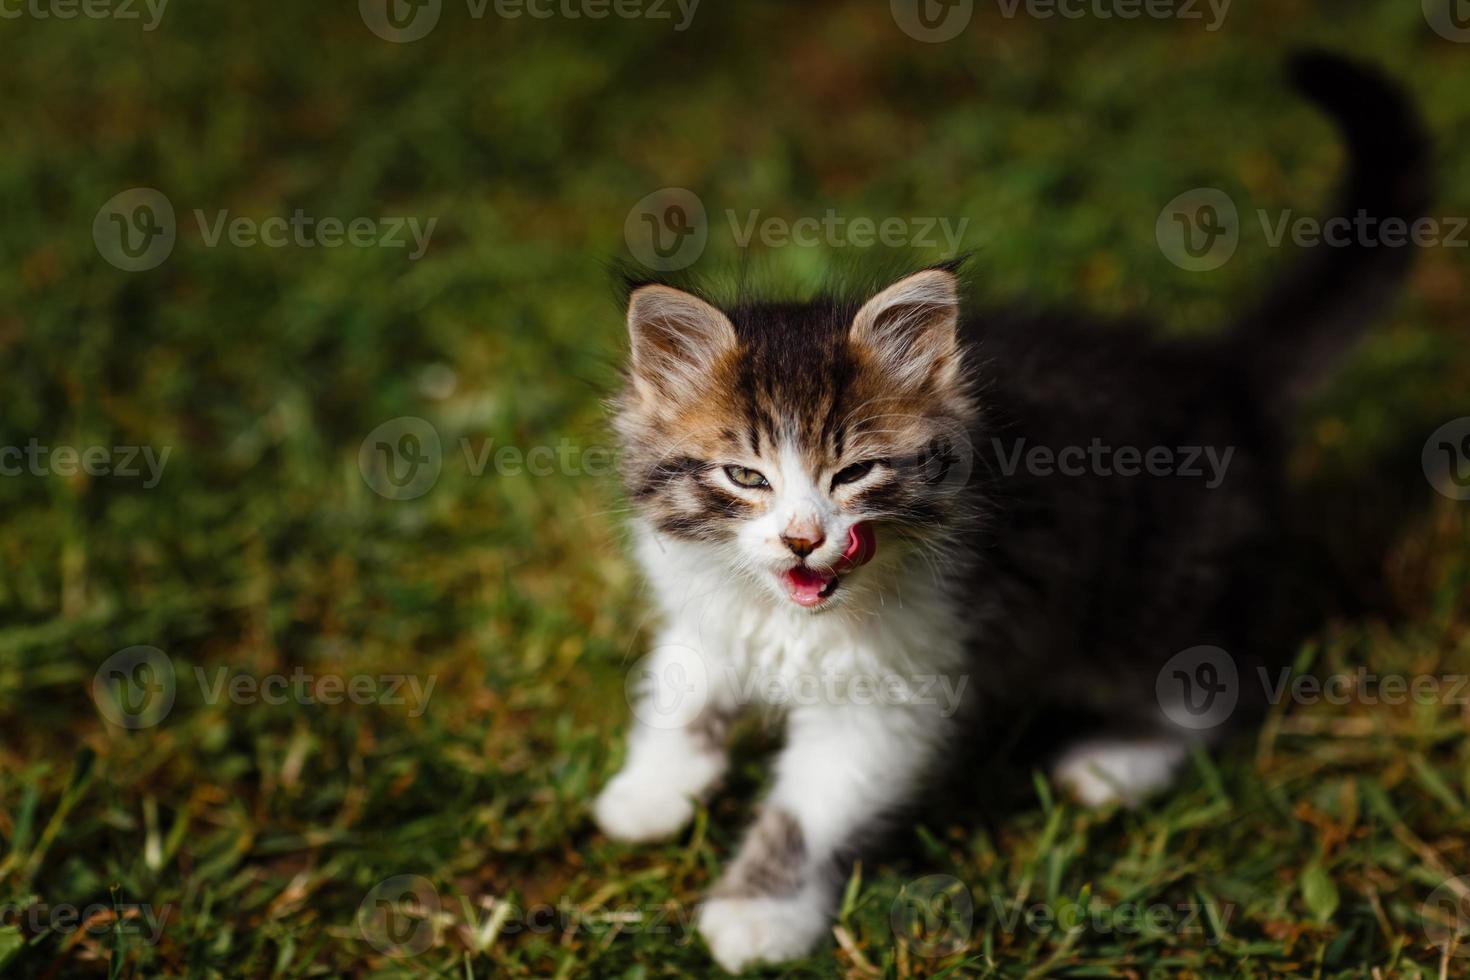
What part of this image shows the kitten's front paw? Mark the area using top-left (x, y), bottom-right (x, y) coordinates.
top-left (593, 771), bottom-right (696, 842)
top-left (698, 895), bottom-right (827, 973)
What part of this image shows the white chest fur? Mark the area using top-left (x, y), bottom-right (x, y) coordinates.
top-left (632, 523), bottom-right (970, 714)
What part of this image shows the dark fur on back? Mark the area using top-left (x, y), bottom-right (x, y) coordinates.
top-left (955, 51), bottom-right (1430, 726)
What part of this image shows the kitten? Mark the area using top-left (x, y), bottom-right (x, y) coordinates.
top-left (595, 51), bottom-right (1427, 972)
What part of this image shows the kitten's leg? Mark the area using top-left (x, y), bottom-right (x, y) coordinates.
top-left (698, 701), bottom-right (947, 972)
top-left (595, 643), bottom-right (734, 842)
top-left (1051, 734), bottom-right (1194, 808)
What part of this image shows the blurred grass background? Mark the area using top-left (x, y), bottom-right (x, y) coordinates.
top-left (2, 0), bottom-right (1469, 975)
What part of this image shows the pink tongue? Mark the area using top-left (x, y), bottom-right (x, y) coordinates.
top-left (783, 565), bottom-right (835, 607)
top-left (838, 522), bottom-right (876, 571)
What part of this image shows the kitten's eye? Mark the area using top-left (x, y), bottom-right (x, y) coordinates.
top-left (724, 465), bottom-right (770, 489)
top-left (831, 460), bottom-right (879, 489)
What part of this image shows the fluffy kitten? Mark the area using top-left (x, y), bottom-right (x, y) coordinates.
top-left (595, 52), bottom-right (1427, 972)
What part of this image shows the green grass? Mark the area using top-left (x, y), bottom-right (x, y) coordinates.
top-left (2, 0), bottom-right (1470, 975)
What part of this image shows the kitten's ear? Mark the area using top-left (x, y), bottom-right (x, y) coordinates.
top-left (626, 284), bottom-right (737, 399)
top-left (849, 269), bottom-right (961, 389)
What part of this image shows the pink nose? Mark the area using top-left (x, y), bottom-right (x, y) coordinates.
top-left (781, 531), bottom-right (825, 558)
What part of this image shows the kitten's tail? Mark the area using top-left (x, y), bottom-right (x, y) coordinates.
top-left (1228, 50), bottom-right (1430, 418)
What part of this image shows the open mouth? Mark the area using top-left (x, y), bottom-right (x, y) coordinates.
top-left (778, 523), bottom-right (877, 608)
top-left (781, 565), bottom-right (841, 607)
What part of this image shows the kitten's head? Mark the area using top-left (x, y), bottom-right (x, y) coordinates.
top-left (615, 268), bottom-right (980, 612)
